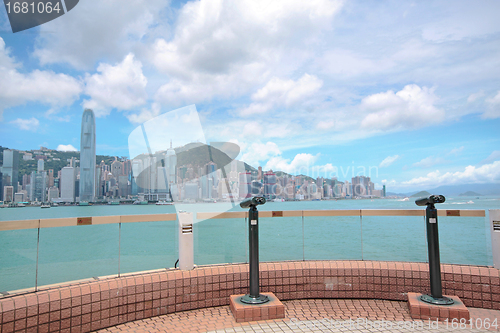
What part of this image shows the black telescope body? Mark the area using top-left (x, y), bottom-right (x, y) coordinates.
top-left (415, 195), bottom-right (454, 305)
top-left (415, 195), bottom-right (445, 206)
top-left (240, 196), bottom-right (266, 209)
top-left (240, 196), bottom-right (269, 304)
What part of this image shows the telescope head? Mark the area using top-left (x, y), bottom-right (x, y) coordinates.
top-left (240, 196), bottom-right (266, 209)
top-left (415, 195), bottom-right (445, 207)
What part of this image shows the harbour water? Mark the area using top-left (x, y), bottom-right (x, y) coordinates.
top-left (1, 197), bottom-right (499, 293)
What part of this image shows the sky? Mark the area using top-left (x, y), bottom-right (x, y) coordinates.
top-left (0, 0), bottom-right (499, 192)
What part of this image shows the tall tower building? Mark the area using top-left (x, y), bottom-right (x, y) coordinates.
top-left (79, 109), bottom-right (96, 202)
top-left (2, 149), bottom-right (19, 193)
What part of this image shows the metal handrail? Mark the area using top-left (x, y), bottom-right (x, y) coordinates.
top-left (0, 209), bottom-right (485, 231)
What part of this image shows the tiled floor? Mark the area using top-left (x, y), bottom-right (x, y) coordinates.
top-left (96, 298), bottom-right (500, 332)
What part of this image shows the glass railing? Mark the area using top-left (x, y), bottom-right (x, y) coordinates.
top-left (0, 209), bottom-right (489, 294)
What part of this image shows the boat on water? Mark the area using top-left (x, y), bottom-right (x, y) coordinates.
top-left (79, 201), bottom-right (90, 206)
top-left (156, 200), bottom-right (173, 205)
top-left (133, 200), bottom-right (148, 205)
top-left (108, 201), bottom-right (120, 205)
top-left (41, 204), bottom-right (51, 208)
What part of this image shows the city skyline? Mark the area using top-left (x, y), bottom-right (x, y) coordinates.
top-left (1, 1), bottom-right (500, 192)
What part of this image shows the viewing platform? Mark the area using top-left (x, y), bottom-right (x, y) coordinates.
top-left (0, 208), bottom-right (498, 332)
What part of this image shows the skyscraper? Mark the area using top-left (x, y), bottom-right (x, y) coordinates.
top-left (60, 167), bottom-right (76, 202)
top-left (79, 109), bottom-right (96, 202)
top-left (2, 149), bottom-right (19, 193)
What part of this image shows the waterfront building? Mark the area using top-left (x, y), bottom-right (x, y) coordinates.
top-left (263, 171), bottom-right (277, 199)
top-left (184, 181), bottom-right (198, 200)
top-left (2, 149), bottom-right (19, 194)
top-left (47, 187), bottom-right (59, 202)
top-left (118, 175), bottom-right (129, 197)
top-left (165, 143), bottom-right (177, 189)
top-left (14, 192), bottom-right (25, 202)
top-left (60, 167), bottom-right (76, 202)
top-left (30, 170), bottom-right (47, 202)
top-left (79, 109), bottom-right (96, 202)
top-left (48, 169), bottom-right (54, 187)
top-left (3, 186), bottom-right (14, 202)
top-left (111, 159), bottom-right (122, 179)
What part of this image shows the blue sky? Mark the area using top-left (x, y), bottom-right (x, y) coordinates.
top-left (1, 0), bottom-right (499, 192)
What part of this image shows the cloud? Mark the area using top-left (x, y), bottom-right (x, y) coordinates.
top-left (152, 0), bottom-right (341, 105)
top-left (57, 144), bottom-right (78, 152)
top-left (264, 153), bottom-right (320, 174)
top-left (83, 54), bottom-right (148, 117)
top-left (483, 91), bottom-right (500, 119)
top-left (240, 141), bottom-right (281, 167)
top-left (10, 118), bottom-right (39, 131)
top-left (413, 156), bottom-right (448, 168)
top-left (240, 74), bottom-right (323, 116)
top-left (360, 84), bottom-right (444, 131)
top-left (402, 161), bottom-right (500, 187)
top-left (447, 146), bottom-right (464, 156)
top-left (467, 91), bottom-right (485, 103)
top-left (34, 0), bottom-right (165, 70)
top-left (480, 150), bottom-right (500, 165)
top-left (0, 38), bottom-right (82, 119)
top-left (126, 103), bottom-right (162, 125)
top-left (379, 155), bottom-right (400, 168)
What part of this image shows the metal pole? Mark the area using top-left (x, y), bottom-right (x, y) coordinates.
top-left (249, 206), bottom-right (259, 298)
top-left (426, 204), bottom-right (442, 298)
top-left (420, 204), bottom-right (453, 305)
top-left (240, 205), bottom-right (269, 304)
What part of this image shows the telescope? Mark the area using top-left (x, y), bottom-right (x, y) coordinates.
top-left (415, 195), bottom-right (445, 206)
top-left (240, 196), bottom-right (266, 209)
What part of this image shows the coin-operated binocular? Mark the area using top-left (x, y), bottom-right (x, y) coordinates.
top-left (415, 195), bottom-right (454, 305)
top-left (239, 196), bottom-right (269, 304)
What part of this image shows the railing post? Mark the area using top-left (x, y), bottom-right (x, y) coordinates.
top-left (178, 212), bottom-right (194, 270)
top-left (490, 209), bottom-right (500, 269)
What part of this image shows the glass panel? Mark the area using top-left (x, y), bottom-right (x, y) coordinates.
top-left (37, 224), bottom-right (119, 287)
top-left (194, 218), bottom-right (246, 265)
top-left (260, 216), bottom-right (303, 262)
top-left (0, 228), bottom-right (38, 292)
top-left (361, 216), bottom-right (427, 262)
top-left (438, 216), bottom-right (490, 266)
top-left (120, 220), bottom-right (177, 274)
top-left (304, 216), bottom-right (362, 260)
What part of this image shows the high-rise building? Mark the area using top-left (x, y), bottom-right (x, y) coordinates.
top-left (79, 109), bottom-right (96, 202)
top-left (48, 169), bottom-right (54, 187)
top-left (111, 159), bottom-right (123, 178)
top-left (61, 167), bottom-right (76, 202)
top-left (37, 159), bottom-right (44, 172)
top-left (3, 186), bottom-right (14, 202)
top-left (239, 172), bottom-right (251, 199)
top-left (2, 149), bottom-right (19, 193)
top-left (30, 170), bottom-right (47, 202)
top-left (47, 187), bottom-right (59, 202)
top-left (165, 142), bottom-right (177, 189)
top-left (263, 171), bottom-right (276, 198)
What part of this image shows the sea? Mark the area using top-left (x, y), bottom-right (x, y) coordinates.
top-left (1, 196), bottom-right (499, 293)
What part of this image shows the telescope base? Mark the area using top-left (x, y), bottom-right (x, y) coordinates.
top-left (420, 294), bottom-right (455, 305)
top-left (408, 292), bottom-right (469, 322)
top-left (230, 292), bottom-right (285, 323)
top-left (240, 294), bottom-right (270, 304)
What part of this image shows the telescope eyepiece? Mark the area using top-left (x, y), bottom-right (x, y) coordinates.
top-left (415, 194), bottom-right (445, 206)
top-left (240, 196), bottom-right (266, 209)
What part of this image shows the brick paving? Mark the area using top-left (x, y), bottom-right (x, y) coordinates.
top-left (96, 298), bottom-right (500, 332)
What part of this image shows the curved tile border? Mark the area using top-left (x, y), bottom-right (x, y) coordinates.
top-left (0, 260), bottom-right (499, 333)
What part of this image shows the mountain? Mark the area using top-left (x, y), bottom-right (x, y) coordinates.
top-left (425, 183), bottom-right (500, 196)
top-left (458, 191), bottom-right (482, 196)
top-left (410, 191), bottom-right (431, 198)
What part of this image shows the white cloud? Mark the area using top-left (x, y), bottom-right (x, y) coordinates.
top-left (240, 141), bottom-right (281, 167)
top-left (126, 103), bottom-right (161, 125)
top-left (57, 144), bottom-right (78, 152)
top-left (0, 38), bottom-right (82, 119)
top-left (152, 0), bottom-right (341, 105)
top-left (10, 118), bottom-right (39, 131)
top-left (402, 161), bottom-right (500, 187)
top-left (83, 54), bottom-right (148, 117)
top-left (379, 155), bottom-right (400, 168)
top-left (316, 120), bottom-right (335, 130)
top-left (240, 74), bottom-right (323, 116)
top-left (447, 146), bottom-right (464, 156)
top-left (264, 153), bottom-right (319, 174)
top-left (413, 156), bottom-right (448, 168)
top-left (467, 91), bottom-right (485, 103)
top-left (34, 0), bottom-right (165, 70)
top-left (361, 84), bottom-right (444, 131)
top-left (483, 91), bottom-right (500, 119)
